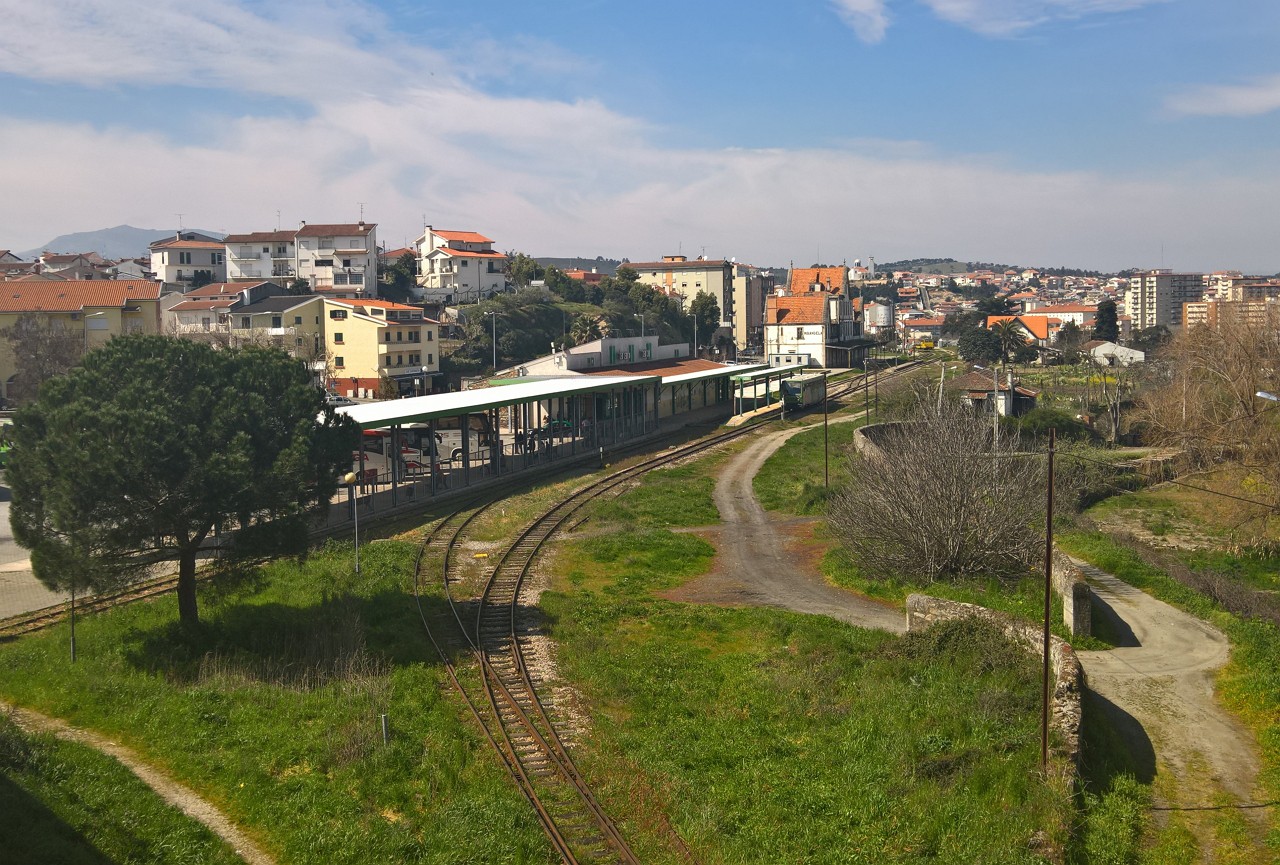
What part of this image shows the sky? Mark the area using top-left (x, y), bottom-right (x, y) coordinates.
top-left (1, 0), bottom-right (1279, 273)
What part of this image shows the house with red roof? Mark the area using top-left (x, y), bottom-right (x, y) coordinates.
top-left (763, 286), bottom-right (862, 367)
top-left (149, 232), bottom-right (227, 287)
top-left (0, 280), bottom-right (162, 401)
top-left (415, 226), bottom-right (508, 305)
top-left (985, 314), bottom-right (1058, 348)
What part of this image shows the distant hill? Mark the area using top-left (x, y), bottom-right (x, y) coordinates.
top-left (875, 257), bottom-right (1104, 278)
top-left (18, 225), bottom-right (225, 261)
top-left (535, 257), bottom-right (622, 276)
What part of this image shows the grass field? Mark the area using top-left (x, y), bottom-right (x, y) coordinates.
top-left (544, 527), bottom-right (1074, 863)
top-left (0, 539), bottom-right (557, 864)
top-left (0, 713), bottom-right (244, 865)
top-left (753, 419), bottom-right (864, 515)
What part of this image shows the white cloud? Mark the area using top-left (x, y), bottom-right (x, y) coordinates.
top-left (831, 0), bottom-right (891, 43)
top-left (1166, 75), bottom-right (1280, 118)
top-left (0, 0), bottom-right (1275, 273)
top-left (828, 0), bottom-right (1163, 40)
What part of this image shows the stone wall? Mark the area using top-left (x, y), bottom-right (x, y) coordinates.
top-left (905, 593), bottom-right (1084, 769)
top-left (1051, 549), bottom-right (1092, 637)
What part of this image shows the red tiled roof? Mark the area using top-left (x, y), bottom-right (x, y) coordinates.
top-left (788, 267), bottom-right (847, 294)
top-left (296, 223), bottom-right (375, 238)
top-left (629, 259), bottom-right (730, 270)
top-left (170, 298), bottom-right (237, 311)
top-left (0, 280), bottom-right (159, 312)
top-left (379, 247), bottom-right (416, 260)
top-left (150, 239), bottom-right (224, 250)
top-left (986, 315), bottom-right (1051, 341)
top-left (579, 358), bottom-right (727, 378)
top-left (429, 247), bottom-right (505, 259)
top-left (766, 294), bottom-right (828, 325)
top-left (434, 230), bottom-right (493, 244)
top-left (223, 230), bottom-right (296, 244)
top-left (905, 317), bottom-right (946, 328)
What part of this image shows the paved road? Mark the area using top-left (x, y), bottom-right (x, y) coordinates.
top-left (671, 420), bottom-right (905, 633)
top-left (0, 475), bottom-right (67, 619)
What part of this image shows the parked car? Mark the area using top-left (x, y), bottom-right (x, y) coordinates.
top-left (326, 393), bottom-right (357, 407)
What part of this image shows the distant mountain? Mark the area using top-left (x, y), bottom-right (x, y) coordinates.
top-left (17, 225), bottom-right (225, 261)
top-left (535, 256), bottom-right (622, 276)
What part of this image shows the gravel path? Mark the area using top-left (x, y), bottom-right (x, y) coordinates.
top-left (1075, 559), bottom-right (1269, 850)
top-left (3, 702), bottom-right (275, 865)
top-left (669, 421), bottom-right (904, 633)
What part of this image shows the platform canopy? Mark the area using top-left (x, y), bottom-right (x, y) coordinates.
top-left (662, 363), bottom-right (767, 386)
top-left (333, 375), bottom-right (658, 430)
top-left (730, 366), bottom-right (806, 383)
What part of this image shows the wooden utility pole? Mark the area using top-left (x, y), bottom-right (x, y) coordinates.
top-left (1041, 427), bottom-right (1056, 770)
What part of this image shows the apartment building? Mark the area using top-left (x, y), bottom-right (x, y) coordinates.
top-left (324, 298), bottom-right (440, 397)
top-left (631, 255), bottom-right (734, 334)
top-left (223, 231), bottom-right (298, 283)
top-left (1124, 269), bottom-right (1204, 330)
top-left (149, 232), bottom-right (227, 287)
top-left (294, 222), bottom-right (377, 297)
top-left (416, 227), bottom-right (508, 304)
top-left (1182, 299), bottom-right (1280, 329)
top-left (0, 280), bottom-right (162, 401)
top-left (731, 263), bottom-right (773, 354)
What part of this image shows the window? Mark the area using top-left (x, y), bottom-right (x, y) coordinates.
top-left (342, 259), bottom-right (351, 268)
top-left (396, 331), bottom-right (403, 342)
top-left (334, 332), bottom-right (344, 343)
top-left (315, 259), bottom-right (333, 268)
top-left (428, 353), bottom-right (433, 364)
top-left (271, 315), bottom-right (282, 328)
top-left (319, 237), bottom-right (334, 247)
top-left (396, 354), bottom-right (403, 366)
top-left (334, 356), bottom-right (344, 368)
top-left (349, 272), bottom-right (364, 284)
top-left (262, 246), bottom-right (270, 253)
top-left (201, 317), bottom-right (211, 329)
top-left (329, 310), bottom-right (347, 320)
top-left (293, 316), bottom-right (302, 325)
top-left (334, 273), bottom-right (349, 285)
top-left (295, 337), bottom-right (302, 347)
top-left (213, 253), bottom-right (224, 265)
top-left (179, 252), bottom-right (192, 264)
top-left (461, 260), bottom-right (469, 267)
top-left (409, 331), bottom-right (420, 342)
top-left (795, 327), bottom-right (804, 339)
top-left (276, 245), bottom-right (287, 255)
top-left (241, 316), bottom-right (251, 328)
top-left (427, 331), bottom-right (433, 341)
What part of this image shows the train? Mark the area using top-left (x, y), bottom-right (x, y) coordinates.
top-left (781, 373), bottom-right (827, 411)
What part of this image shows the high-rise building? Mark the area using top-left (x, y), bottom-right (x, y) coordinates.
top-left (1123, 270), bottom-right (1204, 330)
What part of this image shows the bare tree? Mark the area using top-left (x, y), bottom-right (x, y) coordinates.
top-left (1, 314), bottom-right (85, 405)
top-left (828, 401), bottom-right (1043, 584)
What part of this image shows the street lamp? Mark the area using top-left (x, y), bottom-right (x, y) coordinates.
top-left (342, 471), bottom-right (360, 575)
top-left (484, 310), bottom-right (498, 372)
top-left (638, 314), bottom-right (645, 339)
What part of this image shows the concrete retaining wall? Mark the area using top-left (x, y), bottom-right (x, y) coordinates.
top-left (906, 593), bottom-right (1084, 768)
top-left (1051, 550), bottom-right (1092, 637)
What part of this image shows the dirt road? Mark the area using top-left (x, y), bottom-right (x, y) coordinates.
top-left (1075, 559), bottom-right (1269, 853)
top-left (669, 424), bottom-right (904, 633)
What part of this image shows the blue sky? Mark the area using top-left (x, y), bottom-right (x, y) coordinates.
top-left (2, 0), bottom-right (1279, 271)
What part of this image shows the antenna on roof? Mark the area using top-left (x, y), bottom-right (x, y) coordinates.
top-left (359, 202), bottom-right (365, 222)
top-left (276, 210), bottom-right (281, 231)
top-left (175, 213), bottom-right (184, 231)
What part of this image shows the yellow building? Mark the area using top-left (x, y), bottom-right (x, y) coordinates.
top-left (322, 299), bottom-right (440, 397)
top-left (0, 279), bottom-right (161, 400)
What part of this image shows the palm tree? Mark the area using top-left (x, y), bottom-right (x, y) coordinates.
top-left (992, 319), bottom-right (1028, 364)
top-left (569, 314), bottom-right (602, 346)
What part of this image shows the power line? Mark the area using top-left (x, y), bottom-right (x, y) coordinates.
top-left (1057, 449), bottom-right (1279, 511)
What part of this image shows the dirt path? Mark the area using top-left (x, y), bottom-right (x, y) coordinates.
top-left (1074, 560), bottom-right (1270, 854)
top-left (3, 702), bottom-right (275, 865)
top-left (668, 421), bottom-right (904, 633)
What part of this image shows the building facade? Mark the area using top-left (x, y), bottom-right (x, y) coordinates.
top-left (1124, 270), bottom-right (1204, 330)
top-left (149, 232), bottom-right (227, 288)
top-left (415, 227), bottom-right (508, 304)
top-left (630, 256), bottom-right (734, 335)
top-left (223, 230), bottom-right (298, 284)
top-left (294, 222), bottom-right (377, 297)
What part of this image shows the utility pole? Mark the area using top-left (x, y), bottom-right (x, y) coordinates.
top-left (1041, 427), bottom-right (1056, 770)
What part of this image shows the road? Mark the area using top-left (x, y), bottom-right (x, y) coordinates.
top-left (667, 419), bottom-right (904, 633)
top-left (0, 475), bottom-right (66, 619)
top-left (1075, 559), bottom-right (1269, 855)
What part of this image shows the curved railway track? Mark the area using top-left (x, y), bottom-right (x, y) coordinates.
top-left (1, 359), bottom-right (934, 858)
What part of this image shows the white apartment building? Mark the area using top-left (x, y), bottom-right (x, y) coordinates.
top-left (1124, 270), bottom-right (1205, 330)
top-left (731, 263), bottom-right (773, 354)
top-left (149, 232), bottom-right (227, 287)
top-left (295, 222), bottom-right (377, 297)
top-left (223, 230), bottom-right (298, 283)
top-left (416, 227), bottom-right (508, 304)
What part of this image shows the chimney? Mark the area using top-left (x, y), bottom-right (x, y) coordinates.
top-left (300, 220), bottom-right (307, 227)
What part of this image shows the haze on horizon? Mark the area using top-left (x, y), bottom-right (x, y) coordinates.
top-left (1, 0), bottom-right (1278, 274)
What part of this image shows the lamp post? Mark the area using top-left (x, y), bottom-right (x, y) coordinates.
top-left (638, 314), bottom-right (645, 339)
top-left (484, 310), bottom-right (498, 372)
top-left (342, 471), bottom-right (360, 575)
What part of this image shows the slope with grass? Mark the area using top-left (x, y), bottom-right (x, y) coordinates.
top-left (0, 538), bottom-right (558, 864)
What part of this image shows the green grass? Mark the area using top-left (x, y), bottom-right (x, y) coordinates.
top-left (544, 527), bottom-right (1074, 863)
top-left (0, 713), bottom-right (244, 865)
top-left (754, 420), bottom-right (864, 515)
top-left (588, 448), bottom-right (732, 529)
top-left (0, 539), bottom-right (556, 864)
